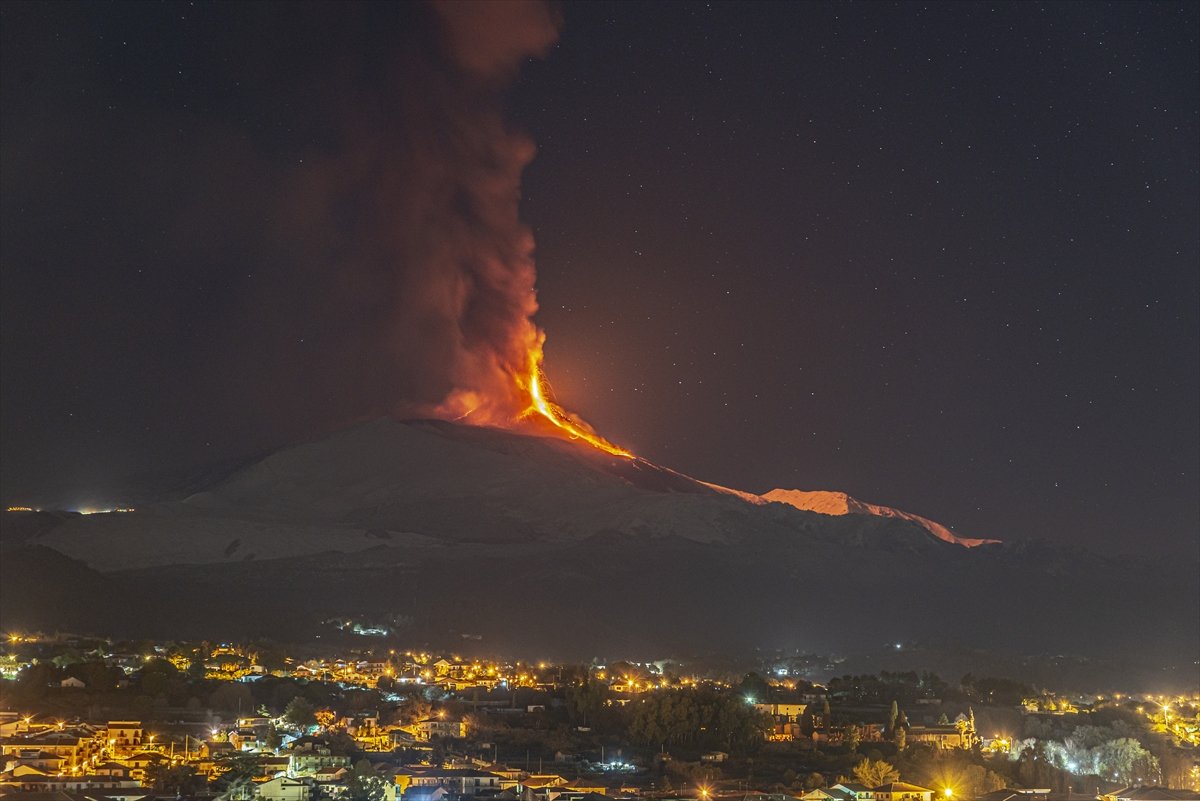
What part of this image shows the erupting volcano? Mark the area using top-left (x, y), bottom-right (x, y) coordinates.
top-left (520, 348), bottom-right (633, 458)
top-left (419, 2), bottom-right (631, 460)
top-left (440, 336), bottom-right (632, 459)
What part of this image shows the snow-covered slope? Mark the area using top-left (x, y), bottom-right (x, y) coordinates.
top-left (15, 419), bottom-right (1199, 665)
top-left (30, 419), bottom-right (992, 570)
top-left (761, 489), bottom-right (999, 548)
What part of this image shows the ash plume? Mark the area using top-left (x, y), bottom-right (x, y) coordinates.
top-left (199, 1), bottom-right (566, 435)
top-left (399, 0), bottom-right (564, 424)
top-left (0, 1), bottom-right (570, 494)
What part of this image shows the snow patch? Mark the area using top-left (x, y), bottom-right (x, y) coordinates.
top-left (760, 489), bottom-right (1000, 548)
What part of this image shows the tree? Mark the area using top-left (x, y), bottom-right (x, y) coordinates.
top-left (737, 673), bottom-right (773, 704)
top-left (264, 725), bottom-right (282, 751)
top-left (889, 701), bottom-right (899, 733)
top-left (209, 683), bottom-right (255, 714)
top-left (284, 696), bottom-right (317, 728)
top-left (957, 765), bottom-right (1008, 798)
top-left (345, 762), bottom-right (391, 801)
top-left (853, 759), bottom-right (900, 788)
top-left (147, 763), bottom-right (204, 796)
top-left (566, 677), bottom-right (609, 726)
top-left (212, 752), bottom-right (261, 800)
top-left (894, 728), bottom-right (906, 751)
top-left (848, 726), bottom-right (863, 750)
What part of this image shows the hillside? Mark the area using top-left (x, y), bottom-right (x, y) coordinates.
top-left (2, 419), bottom-right (1195, 664)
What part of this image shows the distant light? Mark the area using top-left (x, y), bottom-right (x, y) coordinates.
top-left (745, 696), bottom-right (756, 705)
top-left (894, 643), bottom-right (902, 650)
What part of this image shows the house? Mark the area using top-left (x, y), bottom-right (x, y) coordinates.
top-left (540, 792), bottom-right (610, 801)
top-left (313, 767), bottom-right (350, 783)
top-left (405, 788), bottom-right (451, 801)
top-left (341, 713), bottom-right (381, 736)
top-left (59, 677), bottom-right (86, 689)
top-left (258, 776), bottom-right (313, 801)
top-left (413, 718), bottom-right (467, 741)
top-left (802, 789), bottom-right (856, 801)
top-left (700, 752), bottom-right (728, 763)
top-left (976, 790), bottom-right (1094, 801)
top-left (389, 729), bottom-right (419, 749)
top-left (106, 721), bottom-right (144, 753)
top-left (1, 748), bottom-right (67, 773)
top-left (408, 767), bottom-right (503, 796)
top-left (121, 751), bottom-right (166, 780)
top-left (288, 745), bottom-right (351, 777)
top-left (1100, 789), bottom-right (1200, 801)
top-left (832, 783), bottom-right (876, 801)
top-left (905, 726), bottom-right (965, 749)
top-left (521, 776), bottom-right (570, 791)
top-left (1, 731), bottom-right (97, 770)
top-left (93, 760), bottom-right (134, 778)
top-left (0, 773), bottom-right (142, 793)
top-left (871, 783), bottom-right (934, 801)
top-left (754, 702), bottom-right (808, 722)
top-left (202, 740), bottom-right (237, 759)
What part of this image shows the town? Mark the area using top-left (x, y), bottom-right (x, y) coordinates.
top-left (0, 633), bottom-right (1196, 801)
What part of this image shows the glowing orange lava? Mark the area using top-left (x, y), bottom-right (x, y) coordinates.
top-left (517, 347), bottom-right (633, 458)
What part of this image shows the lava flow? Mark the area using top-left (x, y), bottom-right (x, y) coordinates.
top-left (517, 347), bottom-right (633, 458)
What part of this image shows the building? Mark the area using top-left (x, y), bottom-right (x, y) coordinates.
top-left (413, 718), bottom-right (467, 741)
top-left (258, 776), bottom-right (313, 801)
top-left (288, 746), bottom-right (351, 777)
top-left (754, 702), bottom-right (808, 722)
top-left (404, 788), bottom-right (451, 801)
top-left (832, 783), bottom-right (876, 801)
top-left (802, 789), bottom-right (857, 801)
top-left (871, 783), bottom-right (934, 801)
top-left (1100, 789), bottom-right (1200, 801)
top-left (1, 731), bottom-right (98, 771)
top-left (408, 767), bottom-right (503, 797)
top-left (106, 722), bottom-right (143, 754)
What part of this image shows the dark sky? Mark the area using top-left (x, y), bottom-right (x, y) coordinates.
top-left (2, 2), bottom-right (1197, 556)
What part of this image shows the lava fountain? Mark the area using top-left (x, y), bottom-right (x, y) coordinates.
top-left (518, 345), bottom-right (633, 458)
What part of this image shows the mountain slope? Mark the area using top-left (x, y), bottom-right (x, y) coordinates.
top-left (2, 418), bottom-right (1196, 665)
top-left (761, 489), bottom-right (1000, 547)
top-left (30, 419), bottom-right (967, 570)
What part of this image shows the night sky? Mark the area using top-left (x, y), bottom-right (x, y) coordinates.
top-left (2, 2), bottom-right (1197, 557)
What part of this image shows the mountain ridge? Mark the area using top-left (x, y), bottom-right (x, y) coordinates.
top-left (760, 488), bottom-right (1000, 548)
top-left (2, 418), bottom-right (1195, 664)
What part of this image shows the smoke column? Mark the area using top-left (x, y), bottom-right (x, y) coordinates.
top-left (399, 0), bottom-right (562, 424)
